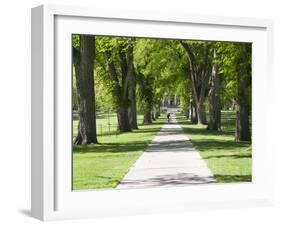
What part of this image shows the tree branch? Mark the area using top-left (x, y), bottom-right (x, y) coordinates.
top-left (180, 41), bottom-right (199, 104)
top-left (104, 50), bottom-right (119, 83)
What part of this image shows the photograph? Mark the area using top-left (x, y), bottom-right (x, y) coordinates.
top-left (72, 34), bottom-right (252, 190)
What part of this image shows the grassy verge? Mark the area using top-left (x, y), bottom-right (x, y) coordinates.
top-left (177, 111), bottom-right (252, 183)
top-left (73, 115), bottom-right (166, 190)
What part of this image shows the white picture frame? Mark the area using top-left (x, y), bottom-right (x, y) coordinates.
top-left (31, 4), bottom-right (274, 221)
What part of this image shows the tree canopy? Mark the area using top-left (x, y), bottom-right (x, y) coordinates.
top-left (72, 35), bottom-right (252, 144)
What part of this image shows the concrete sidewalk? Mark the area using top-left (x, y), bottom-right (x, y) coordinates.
top-left (116, 116), bottom-right (216, 189)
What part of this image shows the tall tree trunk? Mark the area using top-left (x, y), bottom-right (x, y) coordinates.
top-left (143, 110), bottom-right (152, 124)
top-left (180, 41), bottom-right (211, 125)
top-left (189, 104), bottom-right (193, 121)
top-left (208, 50), bottom-right (221, 131)
top-left (183, 96), bottom-right (190, 120)
top-left (104, 40), bottom-right (135, 133)
top-left (235, 43), bottom-right (251, 142)
top-left (128, 100), bottom-right (137, 129)
top-left (184, 96), bottom-right (190, 120)
top-left (128, 67), bottom-right (138, 130)
top-left (73, 35), bottom-right (97, 145)
top-left (117, 104), bottom-right (131, 132)
top-left (196, 101), bottom-right (206, 124)
top-left (157, 104), bottom-right (161, 117)
top-left (105, 51), bottom-right (131, 132)
top-left (235, 102), bottom-right (250, 141)
top-left (151, 112), bottom-right (156, 121)
top-left (235, 77), bottom-right (251, 141)
top-left (137, 71), bottom-right (154, 125)
top-left (190, 100), bottom-right (198, 124)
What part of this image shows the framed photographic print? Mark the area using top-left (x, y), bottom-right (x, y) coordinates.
top-left (31, 4), bottom-right (274, 221)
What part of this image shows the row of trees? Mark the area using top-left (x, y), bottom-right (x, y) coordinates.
top-left (72, 35), bottom-right (252, 145)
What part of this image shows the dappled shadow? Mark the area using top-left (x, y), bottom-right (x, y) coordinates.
top-left (98, 131), bottom-right (119, 137)
top-left (96, 114), bottom-right (116, 119)
top-left (96, 119), bottom-right (167, 136)
top-left (73, 141), bottom-right (150, 154)
top-left (73, 119), bottom-right (169, 154)
top-left (146, 139), bottom-right (195, 153)
top-left (177, 116), bottom-right (237, 136)
top-left (141, 121), bottom-right (167, 126)
top-left (131, 128), bottom-right (162, 134)
top-left (215, 174), bottom-right (252, 183)
top-left (203, 153), bottom-right (252, 159)
top-left (189, 139), bottom-right (251, 151)
top-left (117, 172), bottom-right (216, 188)
top-left (73, 138), bottom-right (196, 154)
top-left (118, 173), bottom-right (251, 188)
top-left (156, 128), bottom-right (184, 136)
top-left (181, 125), bottom-right (226, 136)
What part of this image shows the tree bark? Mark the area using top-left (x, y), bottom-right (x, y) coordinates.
top-left (235, 77), bottom-right (251, 141)
top-left (137, 71), bottom-right (154, 125)
top-left (128, 99), bottom-right (138, 129)
top-left (235, 44), bottom-right (251, 142)
top-left (128, 65), bottom-right (138, 130)
top-left (207, 50), bottom-right (221, 131)
top-left (143, 110), bottom-right (152, 124)
top-left (117, 104), bottom-right (131, 132)
top-left (235, 102), bottom-right (250, 141)
top-left (152, 112), bottom-right (156, 121)
top-left (73, 35), bottom-right (97, 145)
top-left (190, 100), bottom-right (198, 124)
top-left (184, 96), bottom-right (190, 120)
top-left (196, 101), bottom-right (206, 124)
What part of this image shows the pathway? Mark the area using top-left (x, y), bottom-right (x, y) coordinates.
top-left (116, 113), bottom-right (216, 189)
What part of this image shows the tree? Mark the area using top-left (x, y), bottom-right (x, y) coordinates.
top-left (215, 42), bottom-right (251, 141)
top-left (175, 73), bottom-right (192, 120)
top-left (73, 35), bottom-right (97, 145)
top-left (128, 68), bottom-right (138, 129)
top-left (134, 39), bottom-right (156, 124)
top-left (97, 37), bottom-right (135, 132)
top-left (234, 44), bottom-right (251, 141)
top-left (207, 49), bottom-right (221, 131)
top-left (137, 71), bottom-right (154, 124)
top-left (128, 39), bottom-right (138, 129)
top-left (180, 41), bottom-right (211, 125)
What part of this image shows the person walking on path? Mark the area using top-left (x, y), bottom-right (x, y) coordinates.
top-left (167, 112), bottom-right (171, 122)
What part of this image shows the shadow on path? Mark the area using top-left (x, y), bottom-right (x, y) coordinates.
top-left (119, 172), bottom-right (215, 188)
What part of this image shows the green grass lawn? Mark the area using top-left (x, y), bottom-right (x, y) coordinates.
top-left (73, 110), bottom-right (251, 190)
top-left (73, 114), bottom-right (166, 190)
top-left (177, 111), bottom-right (252, 183)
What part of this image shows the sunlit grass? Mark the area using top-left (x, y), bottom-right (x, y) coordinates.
top-left (73, 110), bottom-right (252, 190)
top-left (177, 111), bottom-right (252, 183)
top-left (73, 115), bottom-right (166, 190)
